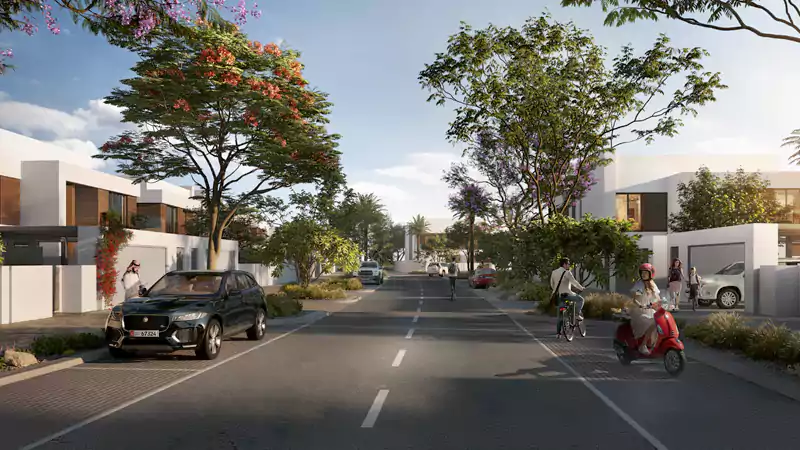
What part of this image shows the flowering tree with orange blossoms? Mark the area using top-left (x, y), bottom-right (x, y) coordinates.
top-left (95, 22), bottom-right (342, 269)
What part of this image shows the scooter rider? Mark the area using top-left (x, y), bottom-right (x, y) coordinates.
top-left (630, 263), bottom-right (660, 356)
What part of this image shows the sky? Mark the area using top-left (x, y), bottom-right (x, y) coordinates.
top-left (0, 0), bottom-right (799, 224)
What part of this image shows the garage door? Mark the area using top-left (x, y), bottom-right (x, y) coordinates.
top-left (112, 245), bottom-right (167, 305)
top-left (688, 243), bottom-right (745, 277)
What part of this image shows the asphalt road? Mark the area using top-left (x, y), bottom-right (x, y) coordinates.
top-left (2, 276), bottom-right (800, 449)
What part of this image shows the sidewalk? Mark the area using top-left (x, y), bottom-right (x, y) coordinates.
top-left (0, 312), bottom-right (107, 350)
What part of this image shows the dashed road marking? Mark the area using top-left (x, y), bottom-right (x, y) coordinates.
top-left (361, 389), bottom-right (390, 428)
top-left (392, 349), bottom-right (407, 367)
top-left (412, 315), bottom-right (419, 323)
top-left (405, 328), bottom-right (415, 339)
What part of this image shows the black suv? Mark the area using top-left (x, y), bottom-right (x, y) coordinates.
top-left (104, 270), bottom-right (268, 360)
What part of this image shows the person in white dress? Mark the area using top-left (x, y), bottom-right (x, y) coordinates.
top-left (629, 263), bottom-right (661, 355)
top-left (121, 260), bottom-right (144, 303)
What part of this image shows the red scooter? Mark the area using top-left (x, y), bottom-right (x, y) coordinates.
top-left (613, 301), bottom-right (687, 377)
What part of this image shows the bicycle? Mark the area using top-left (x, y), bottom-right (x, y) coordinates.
top-left (557, 297), bottom-right (586, 342)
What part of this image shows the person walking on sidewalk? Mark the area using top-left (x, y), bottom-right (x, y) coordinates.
top-left (447, 256), bottom-right (459, 301)
top-left (121, 260), bottom-right (144, 303)
top-left (667, 258), bottom-right (685, 311)
top-left (688, 266), bottom-right (703, 311)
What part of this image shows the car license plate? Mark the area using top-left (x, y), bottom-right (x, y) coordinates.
top-left (130, 330), bottom-right (159, 337)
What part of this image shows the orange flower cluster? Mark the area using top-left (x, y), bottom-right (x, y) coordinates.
top-left (243, 110), bottom-right (259, 127)
top-left (200, 45), bottom-right (236, 65)
top-left (173, 99), bottom-right (191, 111)
top-left (248, 40), bottom-right (282, 57)
top-left (247, 78), bottom-right (281, 99)
top-left (264, 42), bottom-right (281, 56)
top-left (145, 68), bottom-right (186, 81)
top-left (220, 71), bottom-right (241, 86)
top-left (275, 60), bottom-right (307, 87)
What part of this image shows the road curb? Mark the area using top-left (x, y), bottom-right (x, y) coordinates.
top-left (683, 339), bottom-right (800, 403)
top-left (267, 310), bottom-right (331, 326)
top-left (337, 295), bottom-right (362, 304)
top-left (0, 348), bottom-right (108, 389)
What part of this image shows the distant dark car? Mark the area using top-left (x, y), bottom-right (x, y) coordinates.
top-left (468, 267), bottom-right (497, 289)
top-left (104, 270), bottom-right (268, 360)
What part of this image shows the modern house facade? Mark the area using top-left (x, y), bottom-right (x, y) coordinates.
top-left (0, 129), bottom-right (239, 322)
top-left (576, 151), bottom-right (800, 313)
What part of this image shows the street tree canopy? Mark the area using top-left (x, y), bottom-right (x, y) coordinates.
top-left (260, 217), bottom-right (360, 287)
top-left (94, 22), bottom-right (341, 268)
top-left (562, 0), bottom-right (800, 45)
top-left (669, 166), bottom-right (791, 232)
top-left (420, 14), bottom-right (725, 226)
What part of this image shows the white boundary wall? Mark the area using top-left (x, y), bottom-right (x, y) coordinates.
top-left (759, 265), bottom-right (800, 317)
top-left (0, 266), bottom-right (54, 324)
top-left (58, 265), bottom-right (98, 313)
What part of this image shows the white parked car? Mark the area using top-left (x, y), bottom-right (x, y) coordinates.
top-left (427, 263), bottom-right (446, 277)
top-left (698, 261), bottom-right (745, 309)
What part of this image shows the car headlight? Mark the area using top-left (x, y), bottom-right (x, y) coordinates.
top-left (109, 309), bottom-right (122, 321)
top-left (175, 312), bottom-right (207, 321)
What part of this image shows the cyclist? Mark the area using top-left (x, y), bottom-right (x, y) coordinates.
top-left (447, 256), bottom-right (459, 300)
top-left (550, 258), bottom-right (585, 332)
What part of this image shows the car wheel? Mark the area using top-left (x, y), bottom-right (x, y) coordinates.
top-left (246, 308), bottom-right (267, 341)
top-left (108, 347), bottom-right (132, 359)
top-left (196, 319), bottom-right (222, 360)
top-left (716, 288), bottom-right (740, 309)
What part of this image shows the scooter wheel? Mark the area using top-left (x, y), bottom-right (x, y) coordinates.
top-left (615, 345), bottom-right (632, 366)
top-left (664, 348), bottom-right (686, 376)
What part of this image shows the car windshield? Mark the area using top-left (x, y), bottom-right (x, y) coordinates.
top-left (147, 273), bottom-right (224, 296)
top-left (476, 268), bottom-right (496, 276)
top-left (716, 262), bottom-right (745, 276)
top-left (361, 262), bottom-right (379, 269)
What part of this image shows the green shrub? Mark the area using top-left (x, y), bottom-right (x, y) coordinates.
top-left (582, 292), bottom-right (629, 320)
top-left (266, 293), bottom-right (303, 318)
top-left (745, 322), bottom-right (798, 365)
top-left (518, 282), bottom-right (552, 302)
top-left (29, 332), bottom-right (105, 358)
top-left (320, 278), bottom-right (363, 291)
top-left (280, 283), bottom-right (347, 300)
top-left (683, 313), bottom-right (752, 349)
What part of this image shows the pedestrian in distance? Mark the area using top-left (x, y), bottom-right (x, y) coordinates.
top-left (688, 267), bottom-right (703, 311)
top-left (667, 258), bottom-right (686, 311)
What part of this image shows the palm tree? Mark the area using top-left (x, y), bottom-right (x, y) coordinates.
top-left (448, 184), bottom-right (492, 272)
top-left (407, 214), bottom-right (430, 261)
top-left (783, 129), bottom-right (800, 164)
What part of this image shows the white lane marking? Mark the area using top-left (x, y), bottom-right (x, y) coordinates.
top-left (412, 315), bottom-right (419, 323)
top-left (19, 322), bottom-right (316, 450)
top-left (405, 328), bottom-right (415, 339)
top-left (361, 389), bottom-right (390, 428)
top-left (395, 296), bottom-right (482, 299)
top-left (392, 349), bottom-right (407, 367)
top-left (493, 306), bottom-right (670, 450)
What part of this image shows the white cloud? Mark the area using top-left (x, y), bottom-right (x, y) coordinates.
top-left (350, 181), bottom-right (410, 202)
top-left (0, 93), bottom-right (125, 140)
top-left (0, 93), bottom-right (128, 170)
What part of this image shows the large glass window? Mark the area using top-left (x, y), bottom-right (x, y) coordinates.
top-left (616, 193), bottom-right (668, 232)
top-left (771, 189), bottom-right (800, 223)
top-left (165, 206), bottom-right (178, 233)
top-left (108, 192), bottom-right (126, 223)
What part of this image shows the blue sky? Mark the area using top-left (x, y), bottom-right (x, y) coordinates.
top-left (0, 0), bottom-right (798, 223)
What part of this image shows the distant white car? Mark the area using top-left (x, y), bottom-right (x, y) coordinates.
top-left (427, 263), bottom-right (446, 277)
top-left (698, 261), bottom-right (745, 309)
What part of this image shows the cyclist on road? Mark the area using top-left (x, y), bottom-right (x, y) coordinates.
top-left (447, 256), bottom-right (459, 300)
top-left (550, 258), bottom-right (585, 326)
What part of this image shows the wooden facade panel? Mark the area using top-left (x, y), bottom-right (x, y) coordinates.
top-left (177, 207), bottom-right (186, 234)
top-left (97, 188), bottom-right (109, 218)
top-left (125, 196), bottom-right (137, 226)
top-left (65, 183), bottom-right (76, 226)
top-left (74, 185), bottom-right (99, 226)
top-left (0, 176), bottom-right (20, 225)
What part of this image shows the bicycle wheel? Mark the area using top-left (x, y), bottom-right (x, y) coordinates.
top-left (563, 305), bottom-right (575, 342)
top-left (577, 315), bottom-right (587, 337)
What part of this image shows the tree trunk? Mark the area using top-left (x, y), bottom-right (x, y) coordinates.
top-left (468, 215), bottom-right (475, 273)
top-left (206, 204), bottom-right (221, 270)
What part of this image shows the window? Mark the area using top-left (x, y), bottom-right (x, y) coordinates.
top-left (236, 273), bottom-right (253, 290)
top-left (165, 206), bottom-right (178, 233)
top-left (108, 192), bottom-right (126, 223)
top-left (772, 189), bottom-right (800, 223)
top-left (716, 262), bottom-right (745, 276)
top-left (176, 247), bottom-right (185, 271)
top-left (615, 193), bottom-right (668, 232)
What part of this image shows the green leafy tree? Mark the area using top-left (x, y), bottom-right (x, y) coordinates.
top-left (407, 214), bottom-right (430, 261)
top-left (517, 214), bottom-right (649, 288)
top-left (390, 223), bottom-right (407, 262)
top-left (184, 195), bottom-right (281, 263)
top-left (333, 192), bottom-right (387, 258)
top-left (0, 233), bottom-right (5, 264)
top-left (93, 22), bottom-right (341, 269)
top-left (561, 0), bottom-right (800, 45)
top-left (782, 129), bottom-right (800, 165)
top-left (261, 218), bottom-right (360, 287)
top-left (448, 184), bottom-right (493, 272)
top-left (420, 14), bottom-right (724, 223)
top-left (669, 166), bottom-right (791, 232)
top-left (419, 234), bottom-right (457, 263)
